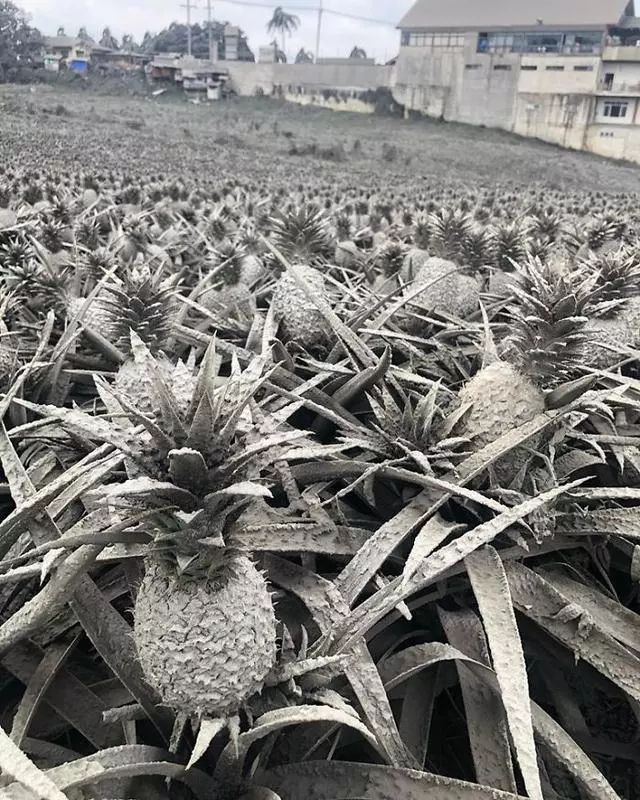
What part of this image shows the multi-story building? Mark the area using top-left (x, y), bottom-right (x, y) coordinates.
top-left (393, 0), bottom-right (640, 162)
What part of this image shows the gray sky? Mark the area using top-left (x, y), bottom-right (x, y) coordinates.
top-left (21, 0), bottom-right (414, 62)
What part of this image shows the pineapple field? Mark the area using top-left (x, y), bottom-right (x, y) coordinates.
top-left (2, 83), bottom-right (640, 800)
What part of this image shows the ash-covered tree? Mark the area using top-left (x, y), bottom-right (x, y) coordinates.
top-left (0, 0), bottom-right (43, 81)
top-left (100, 26), bottom-right (119, 50)
top-left (121, 33), bottom-right (140, 52)
top-left (295, 47), bottom-right (313, 64)
top-left (147, 20), bottom-right (254, 61)
top-left (140, 31), bottom-right (154, 52)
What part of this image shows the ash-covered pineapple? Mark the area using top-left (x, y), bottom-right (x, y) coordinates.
top-left (45, 339), bottom-right (317, 717)
top-left (199, 238), bottom-right (255, 316)
top-left (444, 260), bottom-right (589, 483)
top-left (271, 265), bottom-right (328, 350)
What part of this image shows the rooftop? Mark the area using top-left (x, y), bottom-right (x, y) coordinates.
top-left (398, 0), bottom-right (633, 31)
top-left (44, 36), bottom-right (82, 48)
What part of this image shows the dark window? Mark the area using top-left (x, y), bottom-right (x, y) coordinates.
top-left (574, 65), bottom-right (594, 71)
top-left (546, 65), bottom-right (565, 71)
top-left (465, 63), bottom-right (482, 70)
top-left (603, 100), bottom-right (628, 118)
top-left (604, 72), bottom-right (614, 89)
top-left (493, 64), bottom-right (512, 71)
top-left (521, 65), bottom-right (538, 71)
top-left (477, 29), bottom-right (602, 55)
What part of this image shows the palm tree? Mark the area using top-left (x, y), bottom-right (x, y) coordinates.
top-left (266, 6), bottom-right (300, 60)
top-left (350, 46), bottom-right (367, 59)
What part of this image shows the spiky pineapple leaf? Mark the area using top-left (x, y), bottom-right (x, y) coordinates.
top-left (3, 642), bottom-right (118, 749)
top-left (0, 725), bottom-right (68, 800)
top-left (532, 704), bottom-right (622, 800)
top-left (401, 514), bottom-right (464, 588)
top-left (464, 546), bottom-right (543, 800)
top-left (257, 761), bottom-right (529, 800)
top-left (215, 705), bottom-right (382, 785)
top-left (187, 718), bottom-right (227, 770)
top-left (439, 607), bottom-right (517, 793)
top-left (539, 568), bottom-right (640, 652)
top-left (332, 480), bottom-right (586, 653)
top-left (19, 744), bottom-right (216, 799)
top-left (10, 637), bottom-right (79, 748)
top-left (504, 561), bottom-right (640, 703)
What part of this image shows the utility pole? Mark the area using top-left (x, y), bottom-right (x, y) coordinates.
top-left (315, 0), bottom-right (323, 63)
top-left (180, 0), bottom-right (197, 56)
top-left (207, 0), bottom-right (214, 61)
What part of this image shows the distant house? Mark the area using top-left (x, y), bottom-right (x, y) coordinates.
top-left (146, 54), bottom-right (228, 100)
top-left (43, 36), bottom-right (112, 73)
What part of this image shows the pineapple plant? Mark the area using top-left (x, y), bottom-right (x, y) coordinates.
top-left (580, 247), bottom-right (640, 368)
top-left (30, 338), bottom-right (325, 721)
top-left (443, 260), bottom-right (589, 483)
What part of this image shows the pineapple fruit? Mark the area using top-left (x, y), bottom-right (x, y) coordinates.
top-left (135, 551), bottom-right (276, 716)
top-left (271, 265), bottom-right (328, 350)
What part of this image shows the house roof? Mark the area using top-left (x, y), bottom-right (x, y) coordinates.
top-left (398, 0), bottom-right (632, 31)
top-left (44, 36), bottom-right (82, 48)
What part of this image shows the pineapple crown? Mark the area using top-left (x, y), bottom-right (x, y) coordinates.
top-left (490, 220), bottom-right (530, 271)
top-left (25, 333), bottom-right (320, 571)
top-left (212, 238), bottom-right (246, 286)
top-left (502, 258), bottom-right (589, 385)
top-left (580, 246), bottom-right (640, 316)
top-left (268, 205), bottom-right (334, 262)
top-left (376, 240), bottom-right (408, 278)
top-left (100, 266), bottom-right (177, 355)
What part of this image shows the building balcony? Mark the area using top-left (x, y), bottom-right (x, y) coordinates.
top-left (598, 81), bottom-right (640, 95)
top-left (602, 45), bottom-right (640, 62)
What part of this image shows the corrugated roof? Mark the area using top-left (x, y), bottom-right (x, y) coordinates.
top-left (398, 0), bottom-right (632, 31)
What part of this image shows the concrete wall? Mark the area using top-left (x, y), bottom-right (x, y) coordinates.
top-left (585, 123), bottom-right (640, 160)
top-left (518, 56), bottom-right (600, 93)
top-left (513, 92), bottom-right (594, 149)
top-left (392, 41), bottom-right (520, 129)
top-left (219, 61), bottom-right (392, 97)
top-left (283, 92), bottom-right (377, 114)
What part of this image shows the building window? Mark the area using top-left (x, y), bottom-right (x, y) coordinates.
top-left (521, 65), bottom-right (538, 70)
top-left (404, 30), bottom-right (465, 48)
top-left (574, 65), bottom-right (594, 71)
top-left (545, 65), bottom-right (565, 71)
top-left (476, 29), bottom-right (602, 55)
top-left (493, 64), bottom-right (512, 71)
top-left (603, 100), bottom-right (629, 118)
top-left (465, 63), bottom-right (482, 70)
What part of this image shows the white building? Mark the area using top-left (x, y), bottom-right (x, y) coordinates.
top-left (393, 0), bottom-right (640, 163)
